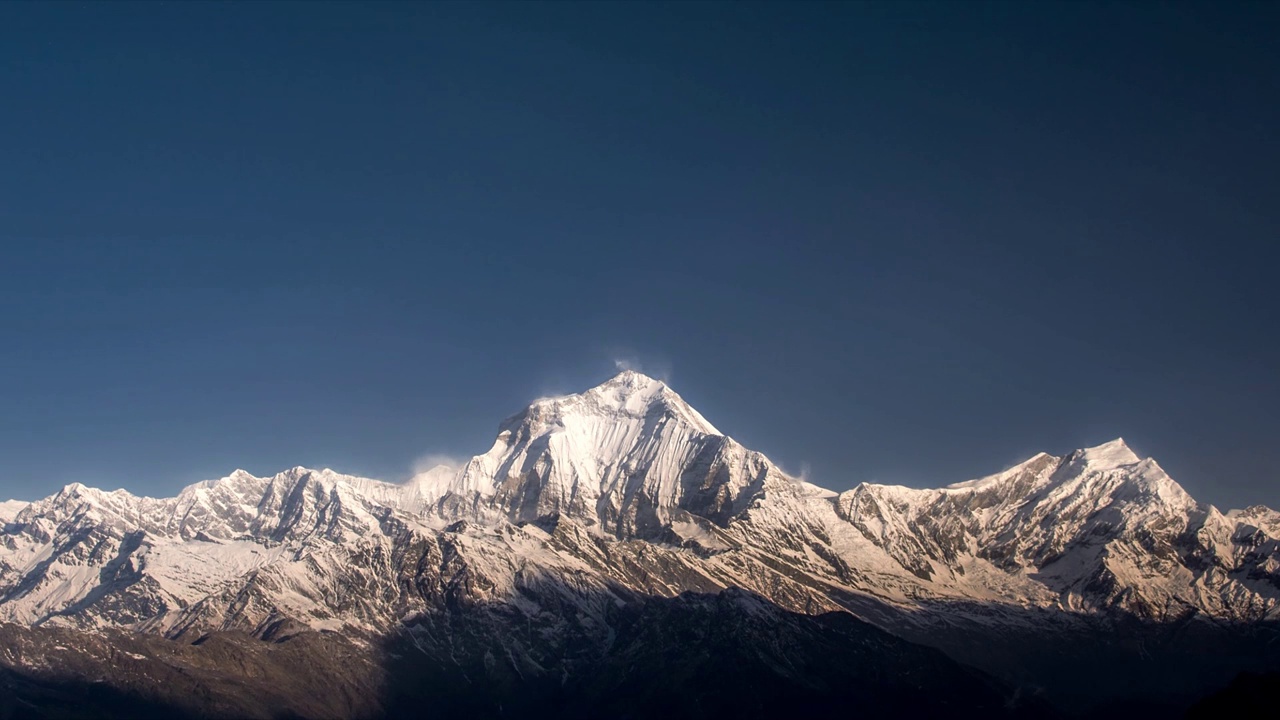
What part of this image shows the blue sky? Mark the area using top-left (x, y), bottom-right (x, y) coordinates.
top-left (1, 1), bottom-right (1276, 509)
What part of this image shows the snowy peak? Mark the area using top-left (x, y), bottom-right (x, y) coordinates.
top-left (0, 500), bottom-right (27, 525)
top-left (416, 371), bottom-right (776, 537)
top-left (827, 438), bottom-right (1269, 619)
top-left (1053, 439), bottom-right (1196, 513)
top-left (939, 439), bottom-right (1165, 502)
top-left (1067, 438), bottom-right (1141, 470)
top-left (943, 451), bottom-right (1059, 492)
top-left (509, 371), bottom-right (720, 438)
top-left (400, 463), bottom-right (461, 515)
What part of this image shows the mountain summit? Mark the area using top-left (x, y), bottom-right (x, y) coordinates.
top-left (408, 370), bottom-right (778, 538)
top-left (557, 369), bottom-right (721, 435)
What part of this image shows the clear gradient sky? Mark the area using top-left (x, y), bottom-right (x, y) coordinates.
top-left (1, 1), bottom-right (1277, 509)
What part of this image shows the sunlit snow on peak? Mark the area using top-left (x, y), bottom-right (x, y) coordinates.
top-left (1071, 438), bottom-right (1141, 469)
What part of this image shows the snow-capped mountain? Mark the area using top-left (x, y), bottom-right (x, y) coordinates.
top-left (3, 370), bottom-right (1278, 631)
top-left (409, 370), bottom-right (797, 543)
top-left (2, 370), bottom-right (1278, 715)
top-left (827, 438), bottom-right (1280, 620)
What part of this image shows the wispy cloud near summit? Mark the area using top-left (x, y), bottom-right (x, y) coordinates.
top-left (410, 453), bottom-right (462, 477)
top-left (610, 354), bottom-right (672, 382)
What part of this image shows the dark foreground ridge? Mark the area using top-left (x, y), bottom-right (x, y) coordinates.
top-left (1187, 671), bottom-right (1280, 718)
top-left (5, 587), bottom-right (1277, 719)
top-left (1, 589), bottom-right (1057, 720)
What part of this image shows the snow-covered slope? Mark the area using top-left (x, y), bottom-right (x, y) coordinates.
top-left (1, 371), bottom-right (1277, 640)
top-left (0, 499), bottom-right (27, 525)
top-left (822, 439), bottom-right (1279, 619)
top-left (411, 370), bottom-right (786, 539)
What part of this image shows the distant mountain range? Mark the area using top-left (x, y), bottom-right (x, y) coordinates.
top-left (2, 371), bottom-right (1277, 718)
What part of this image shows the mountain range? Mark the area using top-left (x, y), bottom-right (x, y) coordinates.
top-left (2, 370), bottom-right (1277, 718)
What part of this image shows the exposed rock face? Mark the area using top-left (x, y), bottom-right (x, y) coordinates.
top-left (1, 370), bottom-right (1278, 715)
top-left (0, 622), bottom-right (380, 719)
